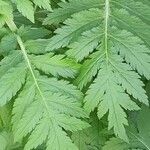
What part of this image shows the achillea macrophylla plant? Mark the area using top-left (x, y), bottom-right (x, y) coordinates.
top-left (0, 0), bottom-right (150, 149)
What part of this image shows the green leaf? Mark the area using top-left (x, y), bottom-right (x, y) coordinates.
top-left (1, 0), bottom-right (150, 149)
top-left (12, 0), bottom-right (34, 22)
top-left (75, 50), bottom-right (105, 89)
top-left (0, 0), bottom-right (13, 27)
top-left (0, 50), bottom-right (23, 76)
top-left (50, 0), bottom-right (150, 142)
top-left (111, 30), bottom-right (150, 79)
top-left (18, 26), bottom-right (50, 41)
top-left (0, 63), bottom-right (27, 106)
top-left (0, 131), bottom-right (13, 150)
top-left (12, 75), bottom-right (36, 130)
top-left (38, 77), bottom-right (83, 100)
top-left (85, 61), bottom-right (140, 141)
top-left (25, 39), bottom-right (50, 54)
top-left (102, 138), bottom-right (129, 150)
top-left (46, 122), bottom-right (78, 150)
top-left (67, 27), bottom-right (102, 62)
top-left (31, 53), bottom-right (80, 78)
top-left (43, 0), bottom-right (101, 25)
top-left (33, 0), bottom-right (52, 11)
top-left (103, 106), bottom-right (150, 150)
top-left (11, 35), bottom-right (88, 150)
top-left (46, 9), bottom-right (102, 51)
top-left (0, 33), bottom-right (17, 54)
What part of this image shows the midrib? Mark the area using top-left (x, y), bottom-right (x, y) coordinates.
top-left (104, 0), bottom-right (110, 62)
top-left (16, 36), bottom-right (50, 112)
top-left (104, 0), bottom-right (121, 137)
top-left (6, 19), bottom-right (50, 114)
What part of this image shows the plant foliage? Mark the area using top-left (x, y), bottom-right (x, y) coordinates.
top-left (0, 0), bottom-right (150, 149)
